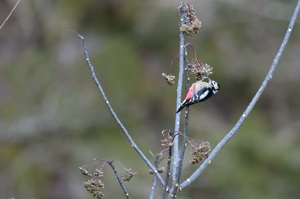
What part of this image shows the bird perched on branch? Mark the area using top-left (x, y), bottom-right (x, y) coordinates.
top-left (176, 78), bottom-right (220, 113)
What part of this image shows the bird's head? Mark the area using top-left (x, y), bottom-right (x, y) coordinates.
top-left (211, 80), bottom-right (220, 93)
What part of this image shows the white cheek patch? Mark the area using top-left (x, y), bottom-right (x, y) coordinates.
top-left (200, 90), bottom-right (209, 100)
top-left (212, 81), bottom-right (219, 90)
top-left (213, 90), bottom-right (218, 94)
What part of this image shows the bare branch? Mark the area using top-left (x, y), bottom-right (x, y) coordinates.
top-left (149, 154), bottom-right (160, 199)
top-left (107, 161), bottom-right (131, 199)
top-left (172, 1), bottom-right (187, 184)
top-left (69, 30), bottom-right (166, 188)
top-left (171, 55), bottom-right (191, 197)
top-left (162, 142), bottom-right (172, 199)
top-left (0, 0), bottom-right (21, 30)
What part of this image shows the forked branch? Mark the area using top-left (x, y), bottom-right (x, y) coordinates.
top-left (180, 0), bottom-right (300, 190)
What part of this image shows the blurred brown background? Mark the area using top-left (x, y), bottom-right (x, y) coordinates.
top-left (1, 0), bottom-right (300, 198)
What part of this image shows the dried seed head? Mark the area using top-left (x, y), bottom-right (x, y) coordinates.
top-left (190, 141), bottom-right (211, 164)
top-left (84, 179), bottom-right (105, 199)
top-left (122, 168), bottom-right (137, 182)
top-left (179, 4), bottom-right (201, 36)
top-left (79, 167), bottom-right (90, 176)
top-left (162, 73), bottom-right (175, 86)
top-left (149, 169), bottom-right (154, 175)
top-left (161, 130), bottom-right (175, 148)
top-left (161, 135), bottom-right (174, 148)
top-left (94, 168), bottom-right (104, 177)
top-left (158, 167), bottom-right (165, 173)
top-left (190, 62), bottom-right (213, 81)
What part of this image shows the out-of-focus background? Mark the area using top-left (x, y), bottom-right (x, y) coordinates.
top-left (1, 0), bottom-right (300, 198)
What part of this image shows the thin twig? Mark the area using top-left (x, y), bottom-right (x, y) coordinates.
top-left (162, 145), bottom-right (172, 199)
top-left (173, 1), bottom-right (186, 184)
top-left (69, 29), bottom-right (166, 188)
top-left (184, 42), bottom-right (202, 66)
top-left (107, 161), bottom-right (131, 199)
top-left (149, 154), bottom-right (159, 199)
top-left (0, 0), bottom-right (21, 30)
top-left (180, 0), bottom-right (300, 190)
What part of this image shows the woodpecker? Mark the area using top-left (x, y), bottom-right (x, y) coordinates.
top-left (176, 78), bottom-right (220, 113)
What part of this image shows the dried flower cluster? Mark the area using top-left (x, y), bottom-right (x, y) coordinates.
top-left (162, 73), bottom-right (175, 85)
top-left (122, 168), bottom-right (137, 182)
top-left (161, 131), bottom-right (174, 148)
top-left (189, 62), bottom-right (213, 81)
top-left (179, 4), bottom-right (201, 36)
top-left (158, 166), bottom-right (165, 173)
top-left (79, 159), bottom-right (136, 198)
top-left (84, 178), bottom-right (105, 199)
top-left (190, 141), bottom-right (211, 164)
top-left (79, 166), bottom-right (92, 177)
top-left (149, 167), bottom-right (165, 175)
top-left (80, 166), bottom-right (104, 178)
top-left (81, 167), bottom-right (105, 199)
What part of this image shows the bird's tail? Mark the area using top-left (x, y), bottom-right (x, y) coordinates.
top-left (176, 100), bottom-right (188, 113)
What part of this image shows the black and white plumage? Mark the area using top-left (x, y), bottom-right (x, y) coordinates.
top-left (176, 79), bottom-right (220, 113)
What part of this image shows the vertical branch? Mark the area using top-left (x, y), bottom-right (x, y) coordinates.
top-left (171, 55), bottom-right (191, 197)
top-left (162, 145), bottom-right (172, 199)
top-left (180, 0), bottom-right (300, 190)
top-left (173, 1), bottom-right (186, 183)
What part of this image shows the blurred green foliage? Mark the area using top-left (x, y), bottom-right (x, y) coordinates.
top-left (0, 0), bottom-right (300, 198)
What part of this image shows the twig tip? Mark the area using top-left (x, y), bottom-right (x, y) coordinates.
top-left (68, 29), bottom-right (84, 40)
